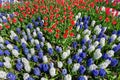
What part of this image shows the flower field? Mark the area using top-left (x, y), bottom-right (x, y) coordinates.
top-left (0, 0), bottom-right (120, 80)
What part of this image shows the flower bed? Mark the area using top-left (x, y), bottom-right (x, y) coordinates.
top-left (0, 0), bottom-right (120, 80)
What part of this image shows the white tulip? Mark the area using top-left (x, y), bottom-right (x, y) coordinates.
top-left (89, 64), bottom-right (98, 71)
top-left (101, 6), bottom-right (105, 11)
top-left (43, 56), bottom-right (48, 63)
top-left (64, 74), bottom-right (72, 80)
top-left (57, 61), bottom-right (63, 68)
top-left (49, 67), bottom-right (56, 77)
top-left (72, 63), bottom-right (80, 72)
top-left (23, 73), bottom-right (30, 80)
top-left (12, 49), bottom-right (19, 57)
top-left (107, 50), bottom-right (114, 57)
top-left (7, 44), bottom-right (13, 50)
top-left (10, 31), bottom-right (17, 39)
top-left (0, 71), bottom-right (7, 79)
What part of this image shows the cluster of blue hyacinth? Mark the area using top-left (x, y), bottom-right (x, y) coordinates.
top-left (0, 13), bottom-right (120, 80)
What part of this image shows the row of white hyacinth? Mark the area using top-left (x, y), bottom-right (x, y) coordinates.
top-left (0, 13), bottom-right (119, 80)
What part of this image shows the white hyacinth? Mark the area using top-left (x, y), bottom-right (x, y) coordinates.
top-left (4, 62), bottom-right (12, 69)
top-left (57, 61), bottom-right (63, 68)
top-left (0, 71), bottom-right (7, 79)
top-left (64, 74), bottom-right (72, 80)
top-left (30, 39), bottom-right (35, 44)
top-left (88, 45), bottom-right (95, 53)
top-left (94, 25), bottom-right (101, 35)
top-left (46, 42), bottom-right (52, 49)
top-left (117, 36), bottom-right (120, 41)
top-left (30, 48), bottom-right (35, 55)
top-left (26, 28), bottom-right (31, 35)
top-left (83, 29), bottom-right (91, 35)
top-left (76, 34), bottom-right (81, 40)
top-left (112, 44), bottom-right (117, 48)
top-left (111, 34), bottom-right (117, 41)
top-left (10, 31), bottom-right (17, 40)
top-left (4, 57), bottom-right (11, 62)
top-left (23, 73), bottom-right (30, 80)
top-left (0, 36), bottom-right (4, 43)
top-left (93, 41), bottom-right (99, 48)
top-left (21, 58), bottom-right (29, 64)
top-left (84, 35), bottom-right (90, 42)
top-left (91, 20), bottom-right (96, 27)
top-left (84, 76), bottom-right (88, 80)
top-left (100, 37), bottom-right (105, 47)
top-left (62, 52), bottom-right (68, 59)
top-left (75, 15), bottom-right (79, 21)
top-left (43, 56), bottom-right (48, 63)
top-left (49, 67), bottom-right (56, 77)
top-left (0, 44), bottom-right (5, 49)
top-left (94, 49), bottom-right (102, 59)
top-left (41, 77), bottom-right (48, 80)
top-left (34, 39), bottom-right (39, 45)
top-left (7, 44), bottom-right (13, 50)
top-left (36, 27), bottom-right (40, 32)
top-left (107, 50), bottom-right (114, 57)
top-left (78, 12), bottom-right (81, 18)
top-left (24, 64), bottom-right (31, 72)
top-left (99, 59), bottom-right (111, 69)
top-left (66, 50), bottom-right (70, 56)
top-left (89, 64), bottom-right (98, 71)
top-left (77, 49), bottom-right (82, 54)
top-left (72, 63), bottom-right (80, 72)
top-left (12, 49), bottom-right (20, 57)
top-left (21, 38), bottom-right (27, 44)
top-left (33, 30), bottom-right (37, 37)
top-left (76, 25), bottom-right (80, 31)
